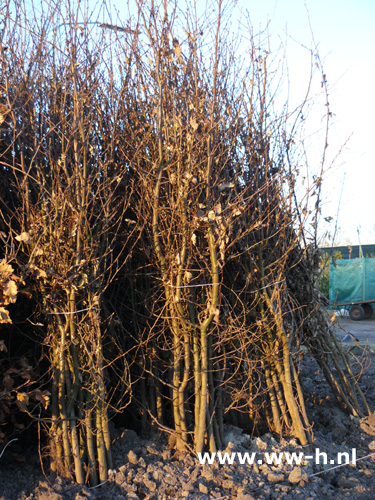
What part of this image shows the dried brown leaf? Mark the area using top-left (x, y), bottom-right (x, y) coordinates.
top-left (30, 389), bottom-right (50, 410)
top-left (16, 392), bottom-right (29, 412)
top-left (28, 263), bottom-right (47, 279)
top-left (190, 115), bottom-right (198, 131)
top-left (0, 260), bottom-right (14, 280)
top-left (4, 280), bottom-right (17, 304)
top-left (3, 374), bottom-right (13, 390)
top-left (0, 307), bottom-right (11, 324)
top-left (15, 232), bottom-right (31, 244)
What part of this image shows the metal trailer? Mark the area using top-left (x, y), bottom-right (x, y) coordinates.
top-left (330, 299), bottom-right (374, 321)
top-left (329, 258), bottom-right (375, 321)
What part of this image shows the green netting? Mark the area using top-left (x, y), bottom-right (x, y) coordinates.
top-left (329, 258), bottom-right (375, 304)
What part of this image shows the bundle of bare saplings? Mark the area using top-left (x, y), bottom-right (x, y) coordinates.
top-left (0, 0), bottom-right (370, 486)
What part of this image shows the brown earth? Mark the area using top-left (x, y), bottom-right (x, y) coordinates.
top-left (1, 317), bottom-right (375, 500)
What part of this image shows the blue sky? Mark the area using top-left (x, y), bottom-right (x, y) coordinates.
top-left (240, 0), bottom-right (375, 245)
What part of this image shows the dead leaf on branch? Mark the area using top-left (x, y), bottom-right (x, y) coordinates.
top-left (28, 263), bottom-right (47, 279)
top-left (16, 392), bottom-right (29, 412)
top-left (0, 260), bottom-right (14, 281)
top-left (3, 280), bottom-right (17, 304)
top-left (218, 182), bottom-right (235, 191)
top-left (15, 232), bottom-right (31, 244)
top-left (3, 373), bottom-right (13, 390)
top-left (174, 44), bottom-right (181, 59)
top-left (190, 115), bottom-right (199, 131)
top-left (0, 307), bottom-right (11, 324)
top-left (0, 340), bottom-right (7, 352)
top-left (29, 389), bottom-right (51, 410)
top-left (184, 271), bottom-right (193, 283)
top-left (41, 393), bottom-right (50, 410)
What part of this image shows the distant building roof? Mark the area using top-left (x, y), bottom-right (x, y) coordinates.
top-left (320, 244), bottom-right (375, 260)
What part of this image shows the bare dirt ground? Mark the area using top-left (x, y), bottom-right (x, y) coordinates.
top-left (333, 314), bottom-right (375, 345)
top-left (1, 317), bottom-right (375, 500)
